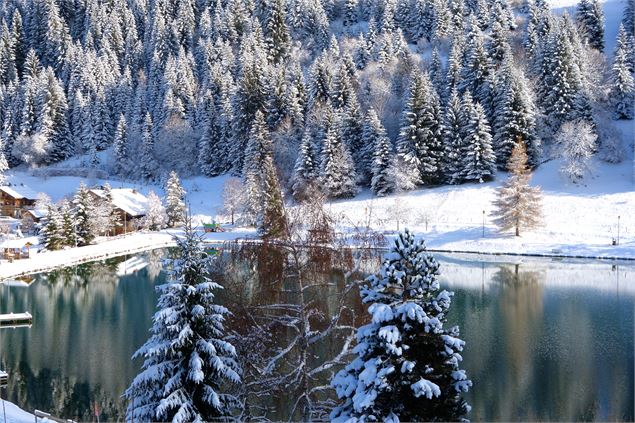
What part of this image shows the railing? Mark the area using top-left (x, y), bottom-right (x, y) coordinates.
top-left (34, 409), bottom-right (77, 423)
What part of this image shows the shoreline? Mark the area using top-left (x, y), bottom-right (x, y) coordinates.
top-left (1, 229), bottom-right (633, 280)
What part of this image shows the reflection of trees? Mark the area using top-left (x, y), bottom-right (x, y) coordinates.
top-left (215, 242), bottom-right (363, 421)
top-left (0, 255), bottom-right (163, 420)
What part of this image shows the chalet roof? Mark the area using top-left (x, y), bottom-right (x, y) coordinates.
top-left (0, 236), bottom-right (39, 249)
top-left (90, 188), bottom-right (148, 217)
top-left (0, 184), bottom-right (39, 200)
top-left (24, 209), bottom-right (48, 219)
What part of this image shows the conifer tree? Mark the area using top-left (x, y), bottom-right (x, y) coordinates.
top-left (260, 155), bottom-right (287, 238)
top-left (72, 182), bottom-right (95, 246)
top-left (576, 0), bottom-right (605, 52)
top-left (124, 222), bottom-right (241, 422)
top-left (60, 200), bottom-right (76, 247)
top-left (292, 129), bottom-right (319, 201)
top-left (164, 170), bottom-right (187, 228)
top-left (611, 25), bottom-right (635, 120)
top-left (491, 139), bottom-right (543, 236)
top-left (442, 90), bottom-right (465, 184)
top-left (461, 102), bottom-right (496, 183)
top-left (397, 71), bottom-right (444, 186)
top-left (265, 0), bottom-right (291, 64)
top-left (320, 114), bottom-right (358, 199)
top-left (243, 111), bottom-right (272, 224)
top-left (331, 229), bottom-right (471, 422)
top-left (113, 114), bottom-right (127, 175)
top-left (40, 204), bottom-right (63, 250)
top-left (370, 115), bottom-right (395, 197)
top-left (140, 113), bottom-right (158, 181)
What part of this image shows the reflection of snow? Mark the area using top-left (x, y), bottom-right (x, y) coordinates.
top-left (438, 256), bottom-right (635, 296)
top-left (116, 256), bottom-right (149, 276)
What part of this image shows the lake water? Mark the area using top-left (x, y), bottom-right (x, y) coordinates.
top-left (0, 247), bottom-right (633, 421)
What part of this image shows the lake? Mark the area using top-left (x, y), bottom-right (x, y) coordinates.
top-left (0, 246), bottom-right (633, 421)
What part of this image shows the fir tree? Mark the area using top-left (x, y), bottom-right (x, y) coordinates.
top-left (265, 0), bottom-right (291, 64)
top-left (611, 25), bottom-right (635, 120)
top-left (124, 222), bottom-right (241, 422)
top-left (442, 90), bottom-right (465, 184)
top-left (461, 102), bottom-right (496, 183)
top-left (59, 200), bottom-right (77, 247)
top-left (397, 71), bottom-right (444, 186)
top-left (331, 229), bottom-right (471, 422)
top-left (370, 114), bottom-right (395, 196)
top-left (40, 203), bottom-right (63, 250)
top-left (320, 115), bottom-right (358, 198)
top-left (491, 139), bottom-right (543, 236)
top-left (260, 156), bottom-right (287, 238)
top-left (165, 170), bottom-right (187, 228)
top-left (72, 182), bottom-right (95, 246)
top-left (140, 113), bottom-right (158, 181)
top-left (292, 128), bottom-right (319, 201)
top-left (113, 114), bottom-right (127, 175)
top-left (243, 111), bottom-right (272, 224)
top-left (576, 0), bottom-right (605, 52)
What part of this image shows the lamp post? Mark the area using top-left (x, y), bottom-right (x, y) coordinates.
top-left (617, 215), bottom-right (621, 246)
top-left (482, 210), bottom-right (485, 238)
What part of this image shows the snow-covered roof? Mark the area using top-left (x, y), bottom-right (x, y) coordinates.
top-left (24, 209), bottom-right (48, 219)
top-left (0, 236), bottom-right (38, 249)
top-left (0, 185), bottom-right (39, 200)
top-left (90, 188), bottom-right (148, 217)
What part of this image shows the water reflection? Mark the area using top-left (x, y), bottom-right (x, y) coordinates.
top-left (0, 251), bottom-right (633, 421)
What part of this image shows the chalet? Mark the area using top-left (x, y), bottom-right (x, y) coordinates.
top-left (0, 185), bottom-right (38, 218)
top-left (21, 209), bottom-right (48, 234)
top-left (89, 188), bottom-right (149, 235)
top-left (0, 236), bottom-right (38, 261)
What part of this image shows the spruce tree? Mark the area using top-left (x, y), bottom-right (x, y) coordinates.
top-left (140, 113), bottom-right (158, 181)
top-left (243, 111), bottom-right (272, 224)
top-left (60, 200), bottom-right (77, 247)
top-left (113, 114), bottom-right (127, 175)
top-left (40, 204), bottom-right (63, 250)
top-left (165, 170), bottom-right (187, 228)
top-left (611, 25), bottom-right (635, 120)
top-left (320, 115), bottom-right (358, 199)
top-left (265, 0), bottom-right (291, 64)
top-left (461, 102), bottom-right (496, 183)
top-left (491, 139), bottom-right (543, 236)
top-left (72, 182), bottom-right (95, 246)
top-left (370, 115), bottom-right (395, 197)
top-left (260, 155), bottom-right (287, 238)
top-left (576, 0), bottom-right (605, 52)
top-left (124, 222), bottom-right (241, 422)
top-left (442, 90), bottom-right (465, 184)
top-left (292, 128), bottom-right (319, 201)
top-left (331, 229), bottom-right (471, 422)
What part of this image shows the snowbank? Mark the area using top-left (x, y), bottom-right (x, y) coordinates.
top-left (1, 399), bottom-right (33, 423)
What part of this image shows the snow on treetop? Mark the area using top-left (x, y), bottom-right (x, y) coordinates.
top-left (90, 188), bottom-right (149, 217)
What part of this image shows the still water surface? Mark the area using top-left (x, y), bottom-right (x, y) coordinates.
top-left (0, 248), bottom-right (633, 421)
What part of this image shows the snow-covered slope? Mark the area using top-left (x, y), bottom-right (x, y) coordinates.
top-left (1, 399), bottom-right (33, 423)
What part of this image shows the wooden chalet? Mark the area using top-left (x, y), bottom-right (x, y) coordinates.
top-left (89, 188), bottom-right (149, 235)
top-left (0, 185), bottom-right (38, 218)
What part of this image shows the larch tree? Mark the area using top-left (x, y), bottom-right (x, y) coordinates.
top-left (331, 229), bottom-right (472, 422)
top-left (165, 170), bottom-right (187, 228)
top-left (124, 221), bottom-right (241, 422)
top-left (555, 120), bottom-right (597, 183)
top-left (143, 190), bottom-right (168, 231)
top-left (491, 139), bottom-right (544, 236)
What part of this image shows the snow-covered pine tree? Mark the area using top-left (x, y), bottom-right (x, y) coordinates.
top-left (260, 155), bottom-right (287, 238)
top-left (493, 57), bottom-right (541, 168)
top-left (331, 229), bottom-right (471, 422)
top-left (143, 190), bottom-right (168, 231)
top-left (40, 203), bottom-right (63, 250)
top-left (576, 0), bottom-right (605, 52)
top-left (164, 170), bottom-right (187, 228)
top-left (243, 111), bottom-right (273, 223)
top-left (491, 139), bottom-right (543, 236)
top-left (611, 25), bottom-right (635, 120)
top-left (59, 200), bottom-right (77, 247)
top-left (461, 102), bottom-right (496, 183)
top-left (624, 0), bottom-right (635, 36)
top-left (265, 0), bottom-right (291, 64)
top-left (113, 114), bottom-right (127, 175)
top-left (124, 221), bottom-right (241, 422)
top-left (72, 182), bottom-right (95, 246)
top-left (396, 71), bottom-right (444, 187)
top-left (320, 113), bottom-right (358, 198)
top-left (442, 89), bottom-right (465, 184)
top-left (140, 112), bottom-right (158, 181)
top-left (292, 128), bottom-right (319, 201)
top-left (370, 114), bottom-right (395, 196)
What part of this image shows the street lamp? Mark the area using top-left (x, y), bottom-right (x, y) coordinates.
top-left (617, 215), bottom-right (621, 246)
top-left (482, 210), bottom-right (485, 238)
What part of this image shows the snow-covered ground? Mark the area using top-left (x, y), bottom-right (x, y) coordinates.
top-left (1, 399), bottom-right (33, 423)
